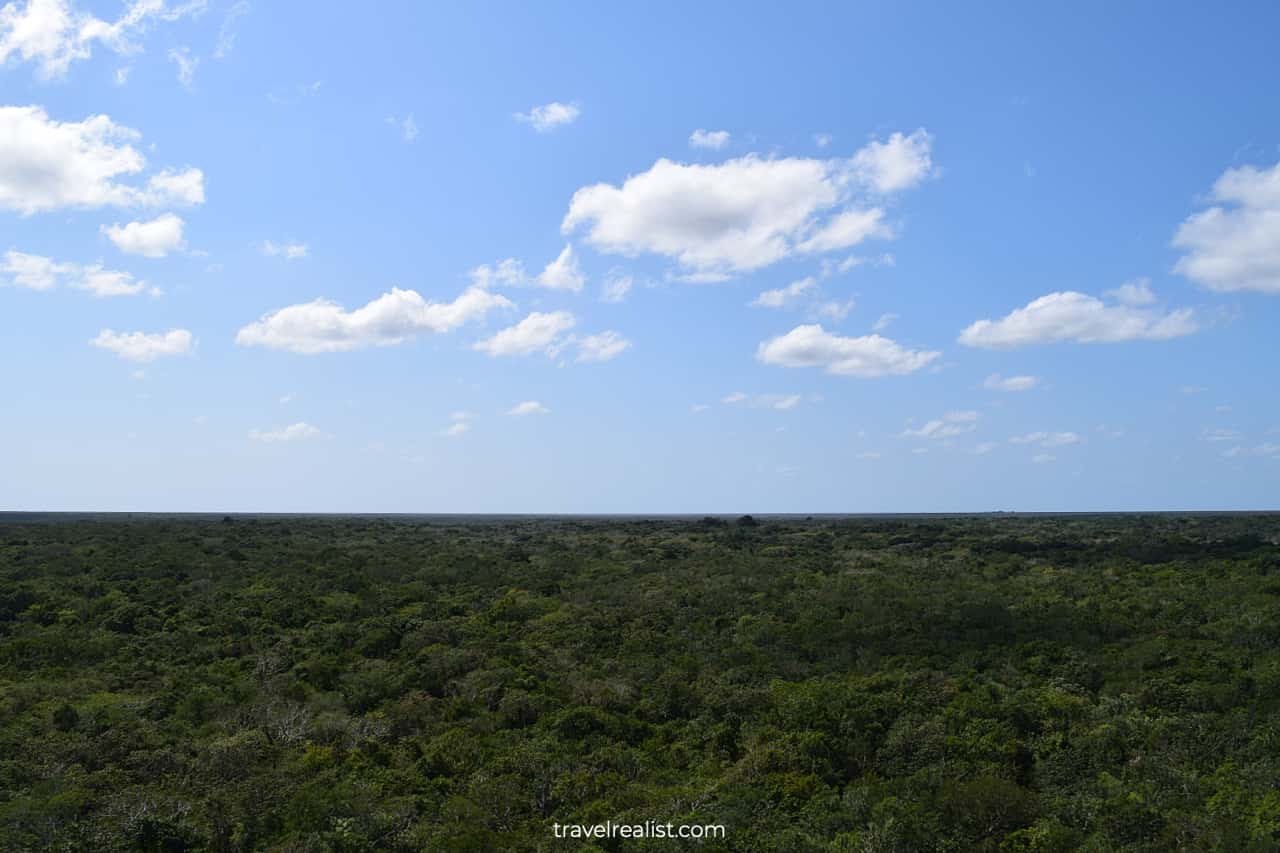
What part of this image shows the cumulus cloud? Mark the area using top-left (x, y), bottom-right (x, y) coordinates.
top-left (983, 373), bottom-right (1040, 392)
top-left (816, 298), bottom-right (855, 322)
top-left (2, 250), bottom-right (147, 295)
top-left (850, 129), bottom-right (935, 193)
top-left (236, 286), bottom-right (512, 353)
top-left (752, 276), bottom-right (815, 308)
top-left (0, 0), bottom-right (207, 79)
top-left (872, 312), bottom-right (898, 332)
top-left (1011, 431), bottom-right (1082, 447)
top-left (1, 249), bottom-right (73, 290)
top-left (507, 400), bottom-right (549, 416)
top-left (723, 392), bottom-right (802, 411)
top-left (76, 266), bottom-right (148, 296)
top-left (904, 410), bottom-right (979, 440)
top-left (576, 330), bottom-right (630, 362)
top-left (249, 422), bottom-right (321, 442)
top-left (439, 412), bottom-right (473, 438)
top-left (143, 167), bottom-right (204, 206)
top-left (473, 311), bottom-right (575, 357)
top-left (515, 101), bottom-right (579, 132)
top-left (818, 253), bottom-right (892, 278)
top-left (537, 243), bottom-right (585, 292)
top-left (601, 270), bottom-right (633, 303)
top-left (102, 213), bottom-right (185, 257)
top-left (757, 324), bottom-right (940, 378)
top-left (261, 240), bottom-right (308, 260)
top-left (1172, 160), bottom-right (1280, 293)
top-left (958, 289), bottom-right (1197, 349)
top-left (469, 258), bottom-right (526, 289)
top-left (468, 248), bottom-right (584, 293)
top-left (795, 208), bottom-right (890, 254)
top-left (561, 130), bottom-right (931, 278)
top-left (1106, 277), bottom-right (1156, 306)
top-left (90, 328), bottom-right (192, 361)
top-left (689, 128), bottom-right (730, 150)
top-left (0, 106), bottom-right (204, 214)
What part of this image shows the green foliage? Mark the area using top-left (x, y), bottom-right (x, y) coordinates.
top-left (1, 513), bottom-right (1278, 850)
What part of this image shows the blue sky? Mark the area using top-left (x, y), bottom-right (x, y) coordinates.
top-left (2, 1), bottom-right (1278, 512)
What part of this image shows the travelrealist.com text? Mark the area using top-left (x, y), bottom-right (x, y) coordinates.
top-left (551, 820), bottom-right (727, 840)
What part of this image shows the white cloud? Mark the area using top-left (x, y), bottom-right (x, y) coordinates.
top-left (689, 129), bottom-right (730, 150)
top-left (0, 0), bottom-right (207, 79)
top-left (1222, 443), bottom-right (1280, 459)
top-left (795, 208), bottom-right (890, 254)
top-left (576, 330), bottom-right (630, 362)
top-left (236, 286), bottom-right (512, 353)
top-left (537, 243), bottom-right (585, 292)
top-left (102, 212), bottom-right (185, 257)
top-left (469, 258), bottom-right (526, 289)
top-left (468, 248), bottom-right (584, 293)
top-left (1010, 431), bottom-right (1082, 447)
top-left (1173, 160), bottom-right (1280, 293)
top-left (1032, 453), bottom-right (1056, 464)
top-left (816, 299), bottom-right (855, 322)
top-left (723, 392), bottom-right (803, 411)
top-left (143, 167), bottom-right (204, 206)
top-left (1, 249), bottom-right (73, 289)
top-left (506, 400), bottom-right (549, 416)
top-left (1, 250), bottom-right (146, 295)
top-left (752, 276), bottom-right (815, 308)
top-left (515, 101), bottom-right (580, 132)
top-left (757, 324), bottom-right (940, 378)
top-left (168, 45), bottom-right (197, 87)
top-left (904, 410), bottom-right (979, 440)
top-left (814, 133), bottom-right (833, 149)
top-left (473, 310), bottom-right (575, 357)
top-left (850, 129), bottom-right (935, 193)
top-left (0, 106), bottom-right (204, 214)
top-left (983, 373), bottom-right (1040, 392)
top-left (1106, 277), bottom-right (1156, 306)
top-left (601, 270), bottom-right (633, 303)
top-left (973, 441), bottom-right (999, 454)
top-left (267, 79), bottom-right (323, 105)
top-left (249, 422), bottom-right (320, 442)
top-left (386, 114), bottom-right (418, 142)
top-left (213, 0), bottom-right (249, 59)
top-left (91, 328), bottom-right (192, 361)
top-left (562, 130), bottom-right (931, 278)
top-left (958, 289), bottom-right (1197, 349)
top-left (1200, 427), bottom-right (1242, 443)
top-left (442, 421), bottom-right (470, 437)
top-left (76, 266), bottom-right (146, 296)
top-left (261, 240), bottom-right (308, 260)
top-left (872, 312), bottom-right (898, 332)
top-left (113, 65), bottom-right (129, 84)
top-left (439, 411), bottom-right (473, 437)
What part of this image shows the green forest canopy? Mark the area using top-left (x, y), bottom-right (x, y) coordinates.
top-left (2, 513), bottom-right (1280, 851)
